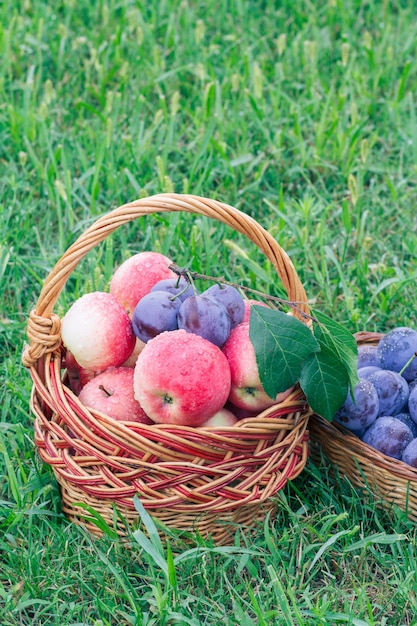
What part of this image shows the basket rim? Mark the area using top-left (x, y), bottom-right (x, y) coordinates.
top-left (311, 414), bottom-right (417, 482)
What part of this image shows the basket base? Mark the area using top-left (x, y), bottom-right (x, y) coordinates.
top-left (56, 474), bottom-right (277, 545)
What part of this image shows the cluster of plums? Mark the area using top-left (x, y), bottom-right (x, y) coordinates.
top-left (131, 277), bottom-right (245, 347)
top-left (333, 326), bottom-right (417, 467)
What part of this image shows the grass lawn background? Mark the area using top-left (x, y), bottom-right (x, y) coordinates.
top-left (2, 0), bottom-right (417, 624)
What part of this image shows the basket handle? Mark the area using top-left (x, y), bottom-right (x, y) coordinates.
top-left (23, 193), bottom-right (309, 367)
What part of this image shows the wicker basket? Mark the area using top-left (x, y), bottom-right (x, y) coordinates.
top-left (309, 330), bottom-right (417, 521)
top-left (22, 193), bottom-right (312, 544)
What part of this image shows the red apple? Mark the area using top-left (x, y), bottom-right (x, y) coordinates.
top-left (222, 322), bottom-right (293, 412)
top-left (243, 299), bottom-right (270, 323)
top-left (201, 407), bottom-right (238, 427)
top-left (65, 350), bottom-right (96, 395)
top-left (110, 251), bottom-right (176, 316)
top-left (79, 367), bottom-right (152, 423)
top-left (61, 291), bottom-right (136, 372)
top-left (133, 329), bottom-right (231, 426)
top-left (225, 400), bottom-right (258, 420)
top-left (122, 337), bottom-right (146, 368)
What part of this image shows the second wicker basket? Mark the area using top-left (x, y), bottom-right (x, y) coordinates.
top-left (309, 330), bottom-right (417, 522)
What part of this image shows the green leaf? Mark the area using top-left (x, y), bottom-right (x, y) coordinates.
top-left (299, 347), bottom-right (349, 422)
top-left (132, 528), bottom-right (169, 578)
top-left (312, 310), bottom-right (359, 394)
top-left (71, 502), bottom-right (119, 539)
top-left (133, 494), bottom-right (165, 556)
top-left (307, 525), bottom-right (359, 572)
top-left (249, 306), bottom-right (320, 398)
top-left (166, 541), bottom-right (178, 591)
top-left (343, 532), bottom-right (406, 552)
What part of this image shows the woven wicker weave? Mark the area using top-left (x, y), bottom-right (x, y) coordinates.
top-left (309, 330), bottom-right (417, 521)
top-left (22, 193), bottom-right (312, 544)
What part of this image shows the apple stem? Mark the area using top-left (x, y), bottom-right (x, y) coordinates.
top-left (99, 384), bottom-right (112, 397)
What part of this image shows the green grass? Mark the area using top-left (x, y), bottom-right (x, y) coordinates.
top-left (2, 0), bottom-right (417, 623)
